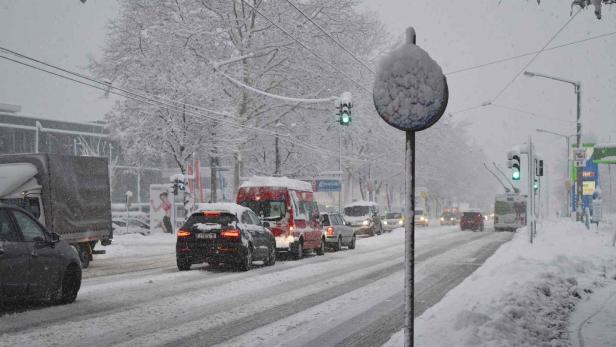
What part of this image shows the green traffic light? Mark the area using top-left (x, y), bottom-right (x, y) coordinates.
top-left (533, 180), bottom-right (539, 190)
top-left (340, 113), bottom-right (350, 125)
top-left (512, 170), bottom-right (520, 180)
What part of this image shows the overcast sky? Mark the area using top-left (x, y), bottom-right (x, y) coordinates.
top-left (1, 0), bottom-right (615, 197)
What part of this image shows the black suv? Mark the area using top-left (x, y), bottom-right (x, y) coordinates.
top-left (0, 204), bottom-right (81, 304)
top-left (176, 203), bottom-right (276, 271)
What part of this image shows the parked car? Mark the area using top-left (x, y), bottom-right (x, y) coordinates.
top-left (175, 203), bottom-right (276, 271)
top-left (112, 218), bottom-right (150, 236)
top-left (236, 176), bottom-right (324, 259)
top-left (343, 201), bottom-right (383, 236)
top-left (0, 204), bottom-right (82, 304)
top-left (320, 212), bottom-right (355, 251)
top-left (382, 212), bottom-right (403, 232)
top-left (414, 209), bottom-right (429, 227)
top-left (439, 211), bottom-right (459, 226)
top-left (460, 210), bottom-right (485, 231)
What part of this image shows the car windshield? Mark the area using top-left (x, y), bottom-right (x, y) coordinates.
top-left (463, 212), bottom-right (481, 218)
top-left (415, 210), bottom-right (424, 216)
top-left (441, 213), bottom-right (456, 218)
top-left (344, 206), bottom-right (370, 216)
top-left (386, 212), bottom-right (402, 219)
top-left (239, 200), bottom-right (286, 221)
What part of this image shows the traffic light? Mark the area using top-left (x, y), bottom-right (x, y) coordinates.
top-left (536, 159), bottom-right (544, 177)
top-left (337, 92), bottom-right (352, 126)
top-left (533, 178), bottom-right (539, 191)
top-left (507, 151), bottom-right (521, 181)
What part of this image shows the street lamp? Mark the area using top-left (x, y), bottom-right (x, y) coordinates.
top-left (524, 71), bottom-right (583, 221)
top-left (536, 128), bottom-right (575, 217)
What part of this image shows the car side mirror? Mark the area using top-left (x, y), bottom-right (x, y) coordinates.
top-left (262, 221), bottom-right (271, 229)
top-left (50, 232), bottom-right (61, 243)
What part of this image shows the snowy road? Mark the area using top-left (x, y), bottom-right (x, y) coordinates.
top-left (0, 226), bottom-right (512, 347)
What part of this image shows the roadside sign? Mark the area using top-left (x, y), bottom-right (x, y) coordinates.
top-left (315, 179), bottom-right (341, 192)
top-left (583, 181), bottom-right (595, 195)
top-left (573, 149), bottom-right (586, 167)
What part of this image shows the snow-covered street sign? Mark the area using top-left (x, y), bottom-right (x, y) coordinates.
top-left (573, 148), bottom-right (586, 167)
top-left (373, 27), bottom-right (448, 347)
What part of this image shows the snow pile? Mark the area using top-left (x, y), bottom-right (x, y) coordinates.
top-left (344, 200), bottom-right (379, 208)
top-left (193, 223), bottom-right (222, 231)
top-left (373, 29), bottom-right (447, 131)
top-left (385, 219), bottom-right (616, 347)
top-left (240, 176), bottom-right (312, 192)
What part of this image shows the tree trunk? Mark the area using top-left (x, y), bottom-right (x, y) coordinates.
top-left (210, 156), bottom-right (218, 203)
top-left (274, 136), bottom-right (281, 175)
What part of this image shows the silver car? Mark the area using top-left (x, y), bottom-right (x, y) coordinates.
top-left (382, 212), bottom-right (404, 232)
top-left (320, 212), bottom-right (356, 251)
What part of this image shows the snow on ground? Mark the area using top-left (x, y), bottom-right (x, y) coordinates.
top-left (98, 232), bottom-right (176, 259)
top-left (385, 219), bottom-right (616, 347)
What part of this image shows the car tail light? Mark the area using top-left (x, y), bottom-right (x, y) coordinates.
top-left (203, 211), bottom-right (221, 217)
top-left (221, 229), bottom-right (241, 239)
top-left (326, 227), bottom-right (334, 236)
top-left (177, 230), bottom-right (192, 238)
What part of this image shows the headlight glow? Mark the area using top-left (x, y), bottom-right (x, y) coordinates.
top-left (383, 221), bottom-right (388, 225)
top-left (440, 217), bottom-right (444, 221)
top-left (398, 220), bottom-right (403, 225)
top-left (362, 220), bottom-right (369, 226)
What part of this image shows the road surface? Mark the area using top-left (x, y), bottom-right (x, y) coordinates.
top-left (0, 225), bottom-right (512, 347)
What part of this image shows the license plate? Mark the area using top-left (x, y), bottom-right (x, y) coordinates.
top-left (197, 233), bottom-right (216, 239)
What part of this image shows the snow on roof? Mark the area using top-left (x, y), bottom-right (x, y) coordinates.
top-left (194, 202), bottom-right (250, 217)
top-left (344, 200), bottom-right (379, 208)
top-left (240, 176), bottom-right (312, 192)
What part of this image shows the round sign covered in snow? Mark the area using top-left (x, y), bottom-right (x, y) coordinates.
top-left (373, 27), bottom-right (448, 132)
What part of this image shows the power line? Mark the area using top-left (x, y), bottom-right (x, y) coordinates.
top-left (0, 52), bottom-right (380, 164)
top-left (445, 30), bottom-right (616, 76)
top-left (491, 7), bottom-right (582, 102)
top-left (239, 0), bottom-right (372, 94)
top-left (283, 0), bottom-right (376, 74)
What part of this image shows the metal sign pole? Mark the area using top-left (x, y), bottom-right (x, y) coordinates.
top-left (404, 131), bottom-right (416, 346)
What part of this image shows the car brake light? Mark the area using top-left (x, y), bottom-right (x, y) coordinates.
top-left (177, 230), bottom-right (191, 238)
top-left (221, 229), bottom-right (241, 239)
top-left (326, 226), bottom-right (334, 236)
top-left (204, 211), bottom-right (221, 217)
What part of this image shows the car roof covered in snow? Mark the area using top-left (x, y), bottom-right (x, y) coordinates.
top-left (193, 202), bottom-right (251, 217)
top-left (344, 200), bottom-right (379, 208)
top-left (240, 176), bottom-right (312, 192)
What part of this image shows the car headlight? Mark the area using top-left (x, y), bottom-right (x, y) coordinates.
top-left (440, 217), bottom-right (444, 221)
top-left (362, 220), bottom-right (370, 226)
top-left (420, 217), bottom-right (425, 221)
top-left (383, 221), bottom-right (388, 225)
top-left (399, 219), bottom-right (403, 225)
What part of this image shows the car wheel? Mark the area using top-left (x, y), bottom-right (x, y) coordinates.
top-left (293, 240), bottom-right (304, 260)
top-left (56, 264), bottom-right (81, 304)
top-left (333, 236), bottom-right (342, 252)
top-left (265, 243), bottom-right (276, 266)
top-left (348, 234), bottom-right (356, 250)
top-left (78, 245), bottom-right (90, 269)
top-left (177, 256), bottom-right (192, 271)
top-left (239, 246), bottom-right (253, 271)
top-left (316, 238), bottom-right (325, 256)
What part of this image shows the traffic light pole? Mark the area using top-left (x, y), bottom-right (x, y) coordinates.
top-left (404, 130), bottom-right (416, 347)
top-left (339, 125), bottom-right (343, 212)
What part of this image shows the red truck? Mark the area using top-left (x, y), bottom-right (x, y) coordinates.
top-left (236, 176), bottom-right (324, 259)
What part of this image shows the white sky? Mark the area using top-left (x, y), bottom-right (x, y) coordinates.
top-left (0, 0), bottom-right (615, 196)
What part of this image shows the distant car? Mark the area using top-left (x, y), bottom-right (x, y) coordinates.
top-left (320, 212), bottom-right (355, 251)
top-left (0, 204), bottom-right (82, 304)
top-left (175, 203), bottom-right (276, 271)
top-left (112, 218), bottom-right (150, 236)
top-left (343, 201), bottom-right (383, 236)
top-left (414, 209), bottom-right (429, 227)
top-left (382, 212), bottom-right (403, 232)
top-left (460, 211), bottom-right (485, 231)
top-left (439, 212), bottom-right (459, 226)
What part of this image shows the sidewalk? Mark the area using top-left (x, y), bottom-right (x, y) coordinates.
top-left (570, 277), bottom-right (616, 347)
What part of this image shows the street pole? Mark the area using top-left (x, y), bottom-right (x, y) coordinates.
top-left (339, 125), bottom-right (343, 212)
top-left (404, 130), bottom-right (415, 347)
top-left (575, 83), bottom-right (583, 222)
top-left (566, 136), bottom-right (571, 217)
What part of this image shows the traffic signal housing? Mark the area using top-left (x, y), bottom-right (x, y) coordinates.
top-left (533, 178), bottom-right (539, 191)
top-left (337, 92), bottom-right (352, 126)
top-left (507, 151), bottom-right (521, 181)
